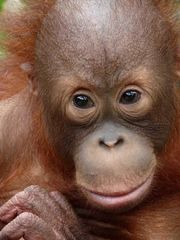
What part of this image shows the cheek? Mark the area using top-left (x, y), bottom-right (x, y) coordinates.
top-left (144, 120), bottom-right (173, 151)
top-left (145, 101), bottom-right (176, 150)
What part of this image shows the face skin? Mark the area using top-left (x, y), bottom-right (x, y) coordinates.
top-left (35, 0), bottom-right (176, 210)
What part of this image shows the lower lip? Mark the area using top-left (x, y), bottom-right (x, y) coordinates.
top-left (82, 175), bottom-right (153, 209)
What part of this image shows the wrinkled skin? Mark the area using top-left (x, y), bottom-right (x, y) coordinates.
top-left (0, 186), bottom-right (94, 240)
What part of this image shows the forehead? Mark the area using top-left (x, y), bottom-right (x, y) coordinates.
top-left (36, 0), bottom-right (169, 86)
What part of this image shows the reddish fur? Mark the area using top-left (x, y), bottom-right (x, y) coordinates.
top-left (0, 0), bottom-right (55, 99)
top-left (0, 0), bottom-right (179, 239)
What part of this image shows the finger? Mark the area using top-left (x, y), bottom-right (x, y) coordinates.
top-left (0, 186), bottom-right (63, 225)
top-left (0, 212), bottom-right (60, 240)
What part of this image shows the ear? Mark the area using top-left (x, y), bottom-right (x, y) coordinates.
top-left (20, 62), bottom-right (38, 96)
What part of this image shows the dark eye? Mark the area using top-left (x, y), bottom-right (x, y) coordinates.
top-left (120, 90), bottom-right (141, 105)
top-left (73, 95), bottom-right (94, 109)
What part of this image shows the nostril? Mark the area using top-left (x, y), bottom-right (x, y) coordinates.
top-left (116, 137), bottom-right (124, 146)
top-left (99, 137), bottom-right (124, 148)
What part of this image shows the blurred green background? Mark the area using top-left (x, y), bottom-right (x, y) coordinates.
top-left (0, 0), bottom-right (5, 10)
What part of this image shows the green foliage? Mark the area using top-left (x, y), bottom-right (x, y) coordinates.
top-left (0, 0), bottom-right (5, 10)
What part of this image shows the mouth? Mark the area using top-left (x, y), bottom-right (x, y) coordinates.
top-left (81, 174), bottom-right (153, 210)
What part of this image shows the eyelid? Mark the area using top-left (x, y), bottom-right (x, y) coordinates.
top-left (120, 86), bottom-right (143, 95)
top-left (72, 89), bottom-right (93, 98)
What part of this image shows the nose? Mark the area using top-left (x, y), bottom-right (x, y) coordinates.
top-left (99, 137), bottom-right (124, 148)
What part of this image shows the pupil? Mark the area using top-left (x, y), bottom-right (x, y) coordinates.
top-left (121, 90), bottom-right (140, 104)
top-left (75, 95), bottom-right (88, 107)
top-left (74, 95), bottom-right (91, 108)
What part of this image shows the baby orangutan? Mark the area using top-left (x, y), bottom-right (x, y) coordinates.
top-left (0, 0), bottom-right (179, 239)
